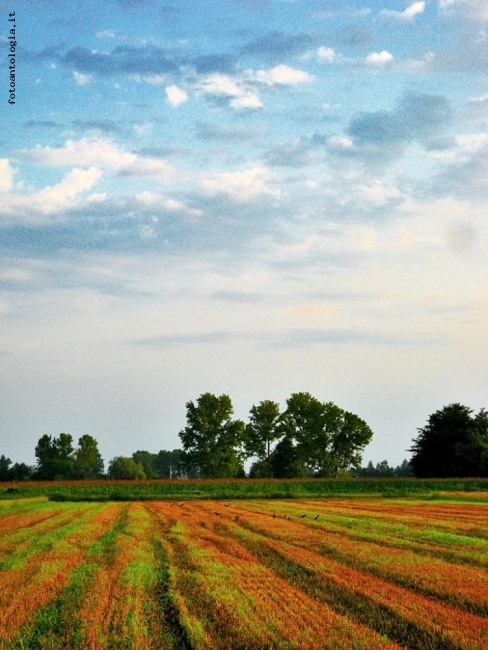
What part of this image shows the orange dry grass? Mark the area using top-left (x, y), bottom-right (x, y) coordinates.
top-left (151, 502), bottom-right (400, 650)
top-left (240, 520), bottom-right (488, 650)
top-left (81, 503), bottom-right (157, 650)
top-left (0, 507), bottom-right (62, 541)
top-left (224, 500), bottom-right (488, 611)
top-left (0, 503), bottom-right (122, 642)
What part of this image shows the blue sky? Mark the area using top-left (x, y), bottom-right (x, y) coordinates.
top-left (1, 0), bottom-right (487, 468)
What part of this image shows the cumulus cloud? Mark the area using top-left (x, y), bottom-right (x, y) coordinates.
top-left (201, 165), bottom-right (279, 203)
top-left (16, 137), bottom-right (176, 182)
top-left (165, 85), bottom-right (188, 106)
top-left (73, 71), bottom-right (92, 86)
top-left (0, 159), bottom-right (15, 192)
top-left (198, 73), bottom-right (263, 109)
top-left (254, 64), bottom-right (313, 85)
top-left (35, 167), bottom-right (103, 213)
top-left (379, 2), bottom-right (425, 21)
top-left (18, 137), bottom-right (137, 169)
top-left (317, 47), bottom-right (335, 62)
top-left (365, 51), bottom-right (394, 66)
top-left (0, 167), bottom-right (103, 219)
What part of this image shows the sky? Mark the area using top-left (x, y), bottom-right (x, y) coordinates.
top-left (1, 0), bottom-right (487, 470)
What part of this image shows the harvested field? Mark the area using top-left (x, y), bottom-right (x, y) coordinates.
top-left (1, 495), bottom-right (487, 649)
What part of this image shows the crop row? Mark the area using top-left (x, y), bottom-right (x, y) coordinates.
top-left (0, 496), bottom-right (487, 649)
top-left (2, 478), bottom-right (488, 502)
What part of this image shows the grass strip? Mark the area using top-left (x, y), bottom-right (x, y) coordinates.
top-left (150, 537), bottom-right (194, 650)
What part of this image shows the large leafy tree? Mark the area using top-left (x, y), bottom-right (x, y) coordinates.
top-left (410, 404), bottom-right (488, 477)
top-left (179, 393), bottom-right (246, 478)
top-left (245, 400), bottom-right (281, 478)
top-left (73, 435), bottom-right (104, 479)
top-left (279, 393), bottom-right (373, 477)
top-left (34, 433), bottom-right (75, 480)
top-left (107, 456), bottom-right (146, 479)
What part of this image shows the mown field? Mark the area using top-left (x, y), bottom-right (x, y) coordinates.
top-left (1, 493), bottom-right (488, 649)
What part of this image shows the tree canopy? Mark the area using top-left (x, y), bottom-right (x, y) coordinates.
top-left (279, 393), bottom-right (373, 477)
top-left (410, 403), bottom-right (488, 477)
top-left (107, 456), bottom-right (146, 480)
top-left (179, 391), bottom-right (373, 479)
top-left (179, 393), bottom-right (246, 478)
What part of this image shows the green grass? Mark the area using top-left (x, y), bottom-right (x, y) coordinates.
top-left (1, 477), bottom-right (488, 503)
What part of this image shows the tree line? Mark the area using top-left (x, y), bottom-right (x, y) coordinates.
top-left (1, 397), bottom-right (487, 481)
top-left (0, 436), bottom-right (182, 481)
top-left (179, 392), bottom-right (374, 478)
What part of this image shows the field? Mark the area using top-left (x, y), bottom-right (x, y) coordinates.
top-left (1, 491), bottom-right (488, 649)
top-left (2, 477), bottom-right (488, 502)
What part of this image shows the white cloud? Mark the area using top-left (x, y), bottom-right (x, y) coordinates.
top-left (327, 136), bottom-right (354, 150)
top-left (0, 159), bottom-right (15, 192)
top-left (380, 2), bottom-right (425, 21)
top-left (230, 93), bottom-right (264, 109)
top-left (317, 47), bottom-right (336, 62)
top-left (198, 73), bottom-right (262, 109)
top-left (18, 138), bottom-right (176, 182)
top-left (254, 65), bottom-right (314, 85)
top-left (165, 85), bottom-right (188, 107)
top-left (165, 199), bottom-right (185, 211)
top-left (365, 51), bottom-right (394, 66)
top-left (357, 180), bottom-right (407, 206)
top-left (199, 73), bottom-right (244, 98)
top-left (136, 191), bottom-right (163, 206)
top-left (30, 167), bottom-right (103, 214)
top-left (201, 165), bottom-right (280, 203)
top-left (0, 167), bottom-right (103, 219)
top-left (20, 138), bottom-right (137, 170)
top-left (73, 71), bottom-right (92, 86)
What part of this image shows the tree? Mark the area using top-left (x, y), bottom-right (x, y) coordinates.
top-left (107, 456), bottom-right (146, 479)
top-left (393, 459), bottom-right (413, 477)
top-left (9, 463), bottom-right (33, 481)
top-left (34, 433), bottom-right (75, 480)
top-left (331, 410), bottom-right (374, 475)
top-left (73, 435), bottom-right (104, 479)
top-left (245, 400), bottom-right (281, 478)
top-left (410, 404), bottom-right (488, 477)
top-left (0, 455), bottom-right (12, 481)
top-left (271, 434), bottom-right (306, 478)
top-left (153, 449), bottom-right (185, 478)
top-left (132, 451), bottom-right (157, 478)
top-left (179, 393), bottom-right (246, 478)
top-left (279, 393), bottom-right (373, 477)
